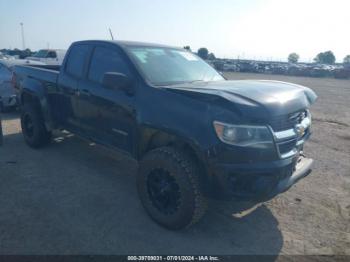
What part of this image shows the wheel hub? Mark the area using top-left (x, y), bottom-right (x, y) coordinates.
top-left (147, 169), bottom-right (181, 215)
top-left (23, 114), bottom-right (34, 138)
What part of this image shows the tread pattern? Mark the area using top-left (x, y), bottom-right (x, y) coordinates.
top-left (21, 103), bottom-right (51, 148)
top-left (139, 146), bottom-right (207, 229)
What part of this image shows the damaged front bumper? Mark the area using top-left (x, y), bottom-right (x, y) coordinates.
top-left (208, 154), bottom-right (313, 201)
top-left (272, 155), bottom-right (313, 196)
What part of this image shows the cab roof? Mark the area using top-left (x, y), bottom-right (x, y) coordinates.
top-left (72, 40), bottom-right (182, 50)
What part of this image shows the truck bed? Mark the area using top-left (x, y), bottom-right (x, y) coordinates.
top-left (15, 64), bottom-right (60, 86)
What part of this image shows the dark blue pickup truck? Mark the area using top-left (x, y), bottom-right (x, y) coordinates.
top-left (14, 40), bottom-right (317, 229)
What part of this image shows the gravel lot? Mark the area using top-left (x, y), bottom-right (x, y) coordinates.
top-left (0, 72), bottom-right (349, 255)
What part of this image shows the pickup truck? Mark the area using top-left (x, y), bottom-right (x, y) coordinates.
top-left (26, 49), bottom-right (66, 65)
top-left (14, 40), bottom-right (317, 230)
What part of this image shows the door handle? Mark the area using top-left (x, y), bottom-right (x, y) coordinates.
top-left (81, 89), bottom-right (90, 95)
top-left (76, 89), bottom-right (91, 97)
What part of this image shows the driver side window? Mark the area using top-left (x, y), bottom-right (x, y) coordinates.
top-left (88, 46), bottom-right (131, 84)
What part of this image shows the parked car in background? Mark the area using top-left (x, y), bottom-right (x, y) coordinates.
top-left (0, 52), bottom-right (15, 60)
top-left (26, 49), bottom-right (66, 65)
top-left (223, 63), bottom-right (239, 72)
top-left (0, 59), bottom-right (45, 112)
top-left (2, 49), bottom-right (33, 59)
top-left (215, 59), bottom-right (350, 79)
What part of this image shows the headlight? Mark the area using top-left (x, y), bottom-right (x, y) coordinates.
top-left (213, 121), bottom-right (273, 147)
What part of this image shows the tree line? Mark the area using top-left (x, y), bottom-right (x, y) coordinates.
top-left (0, 48), bottom-right (34, 59)
top-left (288, 51), bottom-right (350, 65)
top-left (183, 46), bottom-right (350, 66)
top-left (2, 46), bottom-right (350, 66)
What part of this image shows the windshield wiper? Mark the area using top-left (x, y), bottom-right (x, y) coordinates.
top-left (154, 80), bottom-right (207, 87)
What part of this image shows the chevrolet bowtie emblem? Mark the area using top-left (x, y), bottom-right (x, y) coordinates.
top-left (295, 124), bottom-right (305, 137)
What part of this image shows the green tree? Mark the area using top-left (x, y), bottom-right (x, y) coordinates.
top-left (314, 51), bottom-right (336, 64)
top-left (183, 46), bottom-right (191, 51)
top-left (207, 53), bottom-right (216, 60)
top-left (197, 47), bottom-right (209, 60)
top-left (23, 48), bottom-right (32, 56)
top-left (343, 55), bottom-right (350, 65)
top-left (288, 53), bottom-right (299, 63)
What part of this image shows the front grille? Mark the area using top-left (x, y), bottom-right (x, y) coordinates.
top-left (278, 139), bottom-right (297, 154)
top-left (269, 110), bottom-right (307, 131)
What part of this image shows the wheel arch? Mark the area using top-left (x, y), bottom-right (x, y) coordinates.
top-left (138, 127), bottom-right (210, 192)
top-left (20, 87), bottom-right (54, 131)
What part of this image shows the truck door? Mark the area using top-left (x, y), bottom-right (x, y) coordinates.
top-left (56, 44), bottom-right (91, 133)
top-left (78, 44), bottom-right (137, 155)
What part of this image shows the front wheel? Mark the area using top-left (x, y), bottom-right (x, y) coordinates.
top-left (21, 104), bottom-right (51, 148)
top-left (137, 147), bottom-right (207, 230)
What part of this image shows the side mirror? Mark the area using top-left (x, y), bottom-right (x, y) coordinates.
top-left (102, 72), bottom-right (134, 95)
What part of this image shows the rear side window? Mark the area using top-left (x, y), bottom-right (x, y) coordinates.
top-left (65, 45), bottom-right (90, 78)
top-left (47, 51), bottom-right (57, 58)
top-left (88, 46), bottom-right (130, 83)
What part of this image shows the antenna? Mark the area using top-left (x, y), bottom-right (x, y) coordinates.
top-left (109, 28), bottom-right (114, 40)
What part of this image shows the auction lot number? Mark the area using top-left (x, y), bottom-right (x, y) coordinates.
top-left (128, 256), bottom-right (219, 261)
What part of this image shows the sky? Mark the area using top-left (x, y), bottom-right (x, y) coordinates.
top-left (0, 0), bottom-right (349, 62)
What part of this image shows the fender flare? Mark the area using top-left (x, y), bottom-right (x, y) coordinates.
top-left (19, 78), bottom-right (55, 131)
top-left (138, 125), bottom-right (212, 195)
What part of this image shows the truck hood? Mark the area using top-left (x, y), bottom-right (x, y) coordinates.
top-left (164, 80), bottom-right (317, 120)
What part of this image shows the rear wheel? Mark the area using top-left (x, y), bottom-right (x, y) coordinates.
top-left (21, 104), bottom-right (51, 148)
top-left (137, 147), bottom-right (207, 230)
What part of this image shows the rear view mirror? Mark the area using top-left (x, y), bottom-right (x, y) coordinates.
top-left (102, 72), bottom-right (134, 95)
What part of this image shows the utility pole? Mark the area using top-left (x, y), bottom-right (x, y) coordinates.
top-left (109, 28), bottom-right (114, 40)
top-left (20, 22), bottom-right (25, 50)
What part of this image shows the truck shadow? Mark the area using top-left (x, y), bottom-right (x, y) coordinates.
top-left (0, 131), bottom-right (283, 257)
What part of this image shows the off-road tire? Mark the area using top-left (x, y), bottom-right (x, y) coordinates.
top-left (21, 103), bottom-right (51, 148)
top-left (137, 147), bottom-right (207, 230)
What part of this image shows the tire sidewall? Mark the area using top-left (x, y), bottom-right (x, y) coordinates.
top-left (138, 148), bottom-right (198, 230)
top-left (21, 104), bottom-right (48, 147)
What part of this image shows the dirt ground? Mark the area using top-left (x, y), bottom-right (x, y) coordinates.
top-left (0, 72), bottom-right (349, 256)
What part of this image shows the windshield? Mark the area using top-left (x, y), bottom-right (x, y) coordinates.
top-left (33, 50), bottom-right (48, 58)
top-left (126, 46), bottom-right (224, 86)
